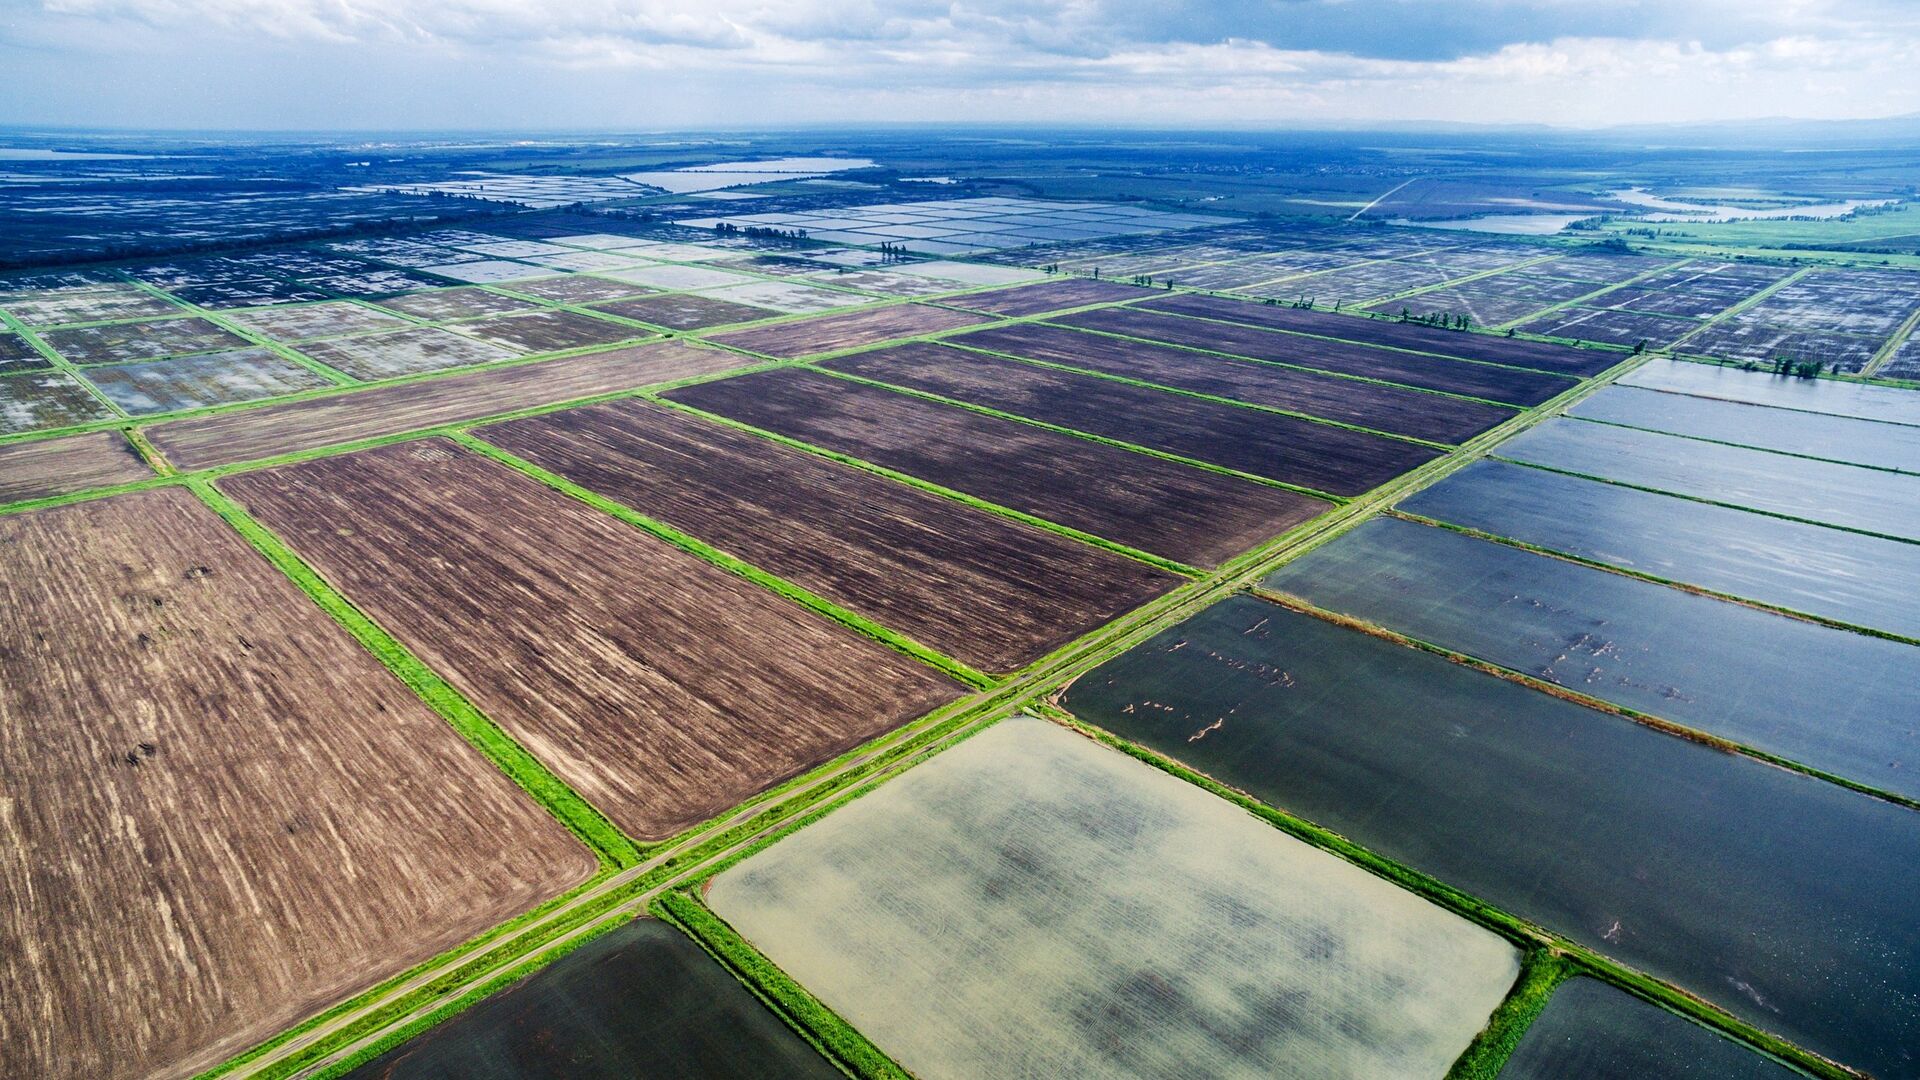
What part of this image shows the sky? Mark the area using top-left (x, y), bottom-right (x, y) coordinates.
top-left (3, 0), bottom-right (1919, 130)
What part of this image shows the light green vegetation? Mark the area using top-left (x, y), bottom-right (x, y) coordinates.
top-left (707, 715), bottom-right (1522, 1080)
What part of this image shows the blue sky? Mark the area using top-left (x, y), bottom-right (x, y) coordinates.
top-left (3, 0), bottom-right (1918, 130)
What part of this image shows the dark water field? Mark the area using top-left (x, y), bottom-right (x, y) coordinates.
top-left (1500, 979), bottom-right (1803, 1080)
top-left (1573, 385), bottom-right (1920, 474)
top-left (1495, 417), bottom-right (1920, 541)
top-left (1400, 459), bottom-right (1920, 639)
top-left (345, 918), bottom-right (839, 1080)
top-left (1261, 517), bottom-right (1920, 799)
top-left (1061, 595), bottom-right (1920, 1078)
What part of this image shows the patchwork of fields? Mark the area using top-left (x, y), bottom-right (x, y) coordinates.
top-left (3, 201), bottom-right (1918, 1080)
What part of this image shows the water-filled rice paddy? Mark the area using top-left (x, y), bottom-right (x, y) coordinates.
top-left (1401, 459), bottom-right (1920, 639)
top-left (1261, 516), bottom-right (1920, 797)
top-left (1621, 359), bottom-right (1920, 426)
top-left (343, 919), bottom-right (841, 1080)
top-left (1499, 978), bottom-right (1800, 1080)
top-left (708, 714), bottom-right (1520, 1080)
top-left (1573, 384), bottom-right (1920, 473)
top-left (1061, 595), bottom-right (1920, 1078)
top-left (82, 348), bottom-right (331, 415)
top-left (1496, 418), bottom-right (1920, 541)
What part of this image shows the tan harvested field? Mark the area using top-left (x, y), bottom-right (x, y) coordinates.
top-left (708, 302), bottom-right (992, 357)
top-left (0, 488), bottom-right (595, 1080)
top-left (144, 341), bottom-right (745, 469)
top-left (0, 430), bottom-right (151, 504)
top-left (221, 440), bottom-right (962, 841)
top-left (478, 399), bottom-right (1183, 673)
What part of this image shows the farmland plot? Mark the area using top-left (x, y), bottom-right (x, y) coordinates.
top-left (373, 287), bottom-right (546, 322)
top-left (951, 322), bottom-right (1515, 444)
top-left (343, 919), bottom-right (840, 1080)
top-left (146, 341), bottom-right (743, 469)
top-left (697, 278), bottom-right (881, 314)
top-left (1402, 459), bottom-right (1920, 639)
top-left (823, 343), bottom-right (1444, 495)
top-left (1574, 384), bottom-right (1920, 472)
top-left (0, 284), bottom-right (182, 326)
top-left (1573, 384), bottom-right (1920, 473)
top-left (83, 348), bottom-right (331, 416)
top-left (479, 399), bottom-right (1181, 673)
top-left (710, 303), bottom-right (992, 358)
top-left (1496, 418), bottom-right (1920, 541)
top-left (0, 488), bottom-right (595, 1080)
top-left (1056, 306), bottom-right (1579, 405)
top-left (0, 430), bottom-right (149, 504)
top-left (1138, 291), bottom-right (1620, 376)
top-left (0, 332), bottom-right (50, 372)
top-left (1061, 596), bottom-right (1920, 1079)
top-left (590, 293), bottom-right (778, 331)
top-left (946, 277), bottom-right (1154, 316)
top-left (297, 326), bottom-right (521, 380)
top-left (222, 441), bottom-right (959, 841)
top-left (1262, 516), bottom-right (1920, 798)
top-left (1621, 358), bottom-right (1920, 426)
top-left (0, 371), bottom-right (117, 433)
top-left (221, 301), bottom-right (411, 342)
top-left (449, 310), bottom-right (651, 353)
top-left (1500, 979), bottom-right (1799, 1080)
top-left (500, 275), bottom-right (652, 304)
top-left (708, 715), bottom-right (1519, 1080)
top-left (665, 368), bottom-right (1330, 567)
top-left (40, 317), bottom-right (250, 364)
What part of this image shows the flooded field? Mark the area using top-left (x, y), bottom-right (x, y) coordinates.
top-left (709, 715), bottom-right (1519, 1080)
top-left (83, 348), bottom-right (330, 415)
top-left (1621, 359), bottom-right (1920, 426)
top-left (1497, 418), bottom-right (1920, 541)
top-left (1402, 459), bottom-right (1920, 638)
top-left (1061, 596), bottom-right (1920, 1078)
top-left (1262, 516), bottom-right (1920, 796)
top-left (1573, 384), bottom-right (1920, 473)
top-left (345, 919), bottom-right (840, 1080)
top-left (1501, 979), bottom-right (1800, 1080)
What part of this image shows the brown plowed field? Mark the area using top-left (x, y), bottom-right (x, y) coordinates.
top-left (946, 278), bottom-right (1154, 316)
top-left (1139, 292), bottom-right (1620, 376)
top-left (1056, 305), bottom-right (1579, 406)
top-left (145, 341), bottom-right (743, 469)
top-left (0, 430), bottom-right (151, 504)
top-left (0, 488), bottom-right (594, 1080)
top-left (221, 440), bottom-right (961, 842)
top-left (708, 303), bottom-right (991, 357)
top-left (664, 368), bottom-right (1329, 567)
top-left (823, 343), bottom-right (1445, 497)
top-left (478, 400), bottom-right (1183, 673)
top-left (951, 322), bottom-right (1515, 445)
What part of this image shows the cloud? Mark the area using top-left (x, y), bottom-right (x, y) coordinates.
top-left (6, 0), bottom-right (1920, 127)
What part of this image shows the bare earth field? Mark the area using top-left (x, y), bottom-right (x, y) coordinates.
top-left (946, 277), bottom-right (1155, 316)
top-left (590, 293), bottom-right (779, 330)
top-left (478, 399), bottom-right (1182, 673)
top-left (950, 322), bottom-right (1516, 444)
top-left (1057, 306), bottom-right (1580, 406)
top-left (709, 302), bottom-right (993, 357)
top-left (666, 368), bottom-right (1330, 566)
top-left (0, 488), bottom-right (595, 1080)
top-left (1140, 292), bottom-right (1620, 377)
top-left (221, 440), bottom-right (961, 841)
top-left (0, 430), bottom-right (150, 504)
top-left (145, 341), bottom-right (744, 469)
top-left (823, 343), bottom-right (1446, 496)
top-left (374, 287), bottom-right (545, 322)
top-left (710, 716), bottom-right (1520, 1080)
